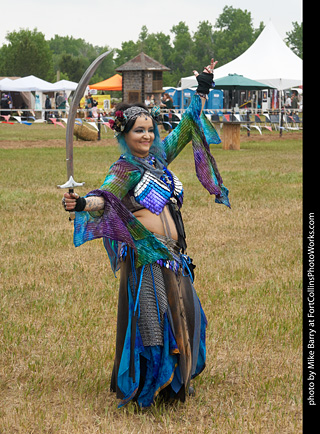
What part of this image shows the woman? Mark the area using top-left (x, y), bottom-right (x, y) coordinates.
top-left (160, 93), bottom-right (174, 110)
top-left (62, 59), bottom-right (230, 408)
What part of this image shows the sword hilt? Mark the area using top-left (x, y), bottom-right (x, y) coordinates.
top-left (68, 188), bottom-right (76, 221)
top-left (57, 176), bottom-right (85, 221)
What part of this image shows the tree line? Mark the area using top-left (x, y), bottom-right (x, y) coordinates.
top-left (0, 6), bottom-right (302, 88)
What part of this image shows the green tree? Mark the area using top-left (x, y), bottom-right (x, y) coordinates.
top-left (167, 22), bottom-right (194, 85)
top-left (285, 21), bottom-right (303, 58)
top-left (48, 35), bottom-right (115, 83)
top-left (0, 28), bottom-right (54, 80)
top-left (115, 26), bottom-right (174, 86)
top-left (192, 21), bottom-right (215, 73)
top-left (137, 26), bottom-right (173, 67)
top-left (58, 53), bottom-right (88, 82)
top-left (115, 40), bottom-right (140, 67)
top-left (213, 6), bottom-right (264, 66)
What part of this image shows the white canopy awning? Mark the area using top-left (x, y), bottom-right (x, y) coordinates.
top-left (1, 76), bottom-right (79, 93)
top-left (0, 78), bottom-right (15, 91)
top-left (0, 76), bottom-right (79, 93)
top-left (181, 21), bottom-right (302, 91)
top-left (50, 79), bottom-right (78, 91)
top-left (0, 75), bottom-right (55, 92)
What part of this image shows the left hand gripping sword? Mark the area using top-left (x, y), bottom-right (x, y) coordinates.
top-left (57, 50), bottom-right (112, 219)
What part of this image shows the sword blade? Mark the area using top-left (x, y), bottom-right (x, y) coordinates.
top-left (58, 50), bottom-right (112, 220)
top-left (65, 49), bottom-right (113, 180)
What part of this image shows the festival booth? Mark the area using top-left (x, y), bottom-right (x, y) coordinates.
top-left (212, 74), bottom-right (273, 149)
top-left (180, 20), bottom-right (303, 108)
top-left (178, 21), bottom-right (302, 149)
top-left (0, 76), bottom-right (53, 119)
top-left (0, 75), bottom-right (55, 92)
top-left (50, 80), bottom-right (79, 119)
top-left (0, 75), bottom-right (78, 120)
top-left (81, 73), bottom-right (123, 111)
top-left (89, 74), bottom-right (122, 91)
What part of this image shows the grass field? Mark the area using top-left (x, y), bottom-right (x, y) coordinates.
top-left (0, 123), bottom-right (302, 433)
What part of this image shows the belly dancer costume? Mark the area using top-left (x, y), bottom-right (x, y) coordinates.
top-left (73, 93), bottom-right (230, 408)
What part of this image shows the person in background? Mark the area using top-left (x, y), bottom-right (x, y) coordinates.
top-left (160, 93), bottom-right (174, 110)
top-left (56, 92), bottom-right (66, 117)
top-left (285, 93), bottom-right (291, 109)
top-left (45, 94), bottom-right (52, 121)
top-left (91, 99), bottom-right (99, 118)
top-left (85, 93), bottom-right (94, 117)
top-left (0, 93), bottom-right (10, 116)
top-left (291, 90), bottom-right (299, 111)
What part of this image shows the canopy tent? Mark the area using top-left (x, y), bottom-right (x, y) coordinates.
top-left (0, 78), bottom-right (15, 91)
top-left (89, 73), bottom-right (122, 91)
top-left (181, 20), bottom-right (302, 91)
top-left (0, 76), bottom-right (78, 92)
top-left (0, 75), bottom-right (56, 92)
top-left (50, 79), bottom-right (78, 91)
top-left (0, 76), bottom-right (80, 114)
top-left (214, 73), bottom-right (273, 107)
top-left (0, 77), bottom-right (37, 111)
top-left (214, 74), bottom-right (273, 90)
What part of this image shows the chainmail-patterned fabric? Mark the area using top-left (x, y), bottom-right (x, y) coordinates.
top-left (129, 263), bottom-right (167, 346)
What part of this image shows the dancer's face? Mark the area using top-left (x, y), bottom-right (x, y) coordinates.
top-left (125, 116), bottom-right (155, 158)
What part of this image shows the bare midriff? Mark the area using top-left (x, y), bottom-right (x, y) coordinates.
top-left (133, 205), bottom-right (178, 240)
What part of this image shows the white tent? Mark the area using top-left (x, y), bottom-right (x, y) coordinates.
top-left (0, 75), bottom-right (55, 92)
top-left (0, 76), bottom-right (78, 92)
top-left (0, 78), bottom-right (15, 91)
top-left (50, 79), bottom-right (78, 91)
top-left (181, 20), bottom-right (302, 91)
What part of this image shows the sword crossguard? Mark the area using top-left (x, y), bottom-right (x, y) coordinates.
top-left (57, 175), bottom-right (85, 190)
top-left (58, 176), bottom-right (85, 221)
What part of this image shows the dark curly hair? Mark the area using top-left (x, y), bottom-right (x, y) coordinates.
top-left (111, 102), bottom-right (155, 134)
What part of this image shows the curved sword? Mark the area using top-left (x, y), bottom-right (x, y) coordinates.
top-left (57, 49), bottom-right (112, 219)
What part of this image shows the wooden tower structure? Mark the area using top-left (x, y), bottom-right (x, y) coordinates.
top-left (116, 52), bottom-right (170, 104)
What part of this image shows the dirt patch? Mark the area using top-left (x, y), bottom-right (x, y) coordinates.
top-left (240, 131), bottom-right (302, 142)
top-left (0, 132), bottom-right (302, 150)
top-left (0, 138), bottom-right (116, 150)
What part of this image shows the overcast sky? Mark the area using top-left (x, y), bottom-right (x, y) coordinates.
top-left (0, 0), bottom-right (302, 49)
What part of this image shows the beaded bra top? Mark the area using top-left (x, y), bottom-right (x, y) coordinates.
top-left (121, 154), bottom-right (183, 215)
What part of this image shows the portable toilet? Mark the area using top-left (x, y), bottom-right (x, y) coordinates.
top-left (181, 88), bottom-right (196, 109)
top-left (207, 89), bottom-right (223, 111)
top-left (163, 87), bottom-right (181, 108)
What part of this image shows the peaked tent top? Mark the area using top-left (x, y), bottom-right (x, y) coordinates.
top-left (0, 75), bottom-right (55, 92)
top-left (51, 79), bottom-right (78, 91)
top-left (181, 20), bottom-right (302, 90)
top-left (89, 74), bottom-right (122, 91)
top-left (0, 78), bottom-right (14, 91)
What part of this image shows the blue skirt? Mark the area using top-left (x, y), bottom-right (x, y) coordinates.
top-left (110, 249), bottom-right (207, 408)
